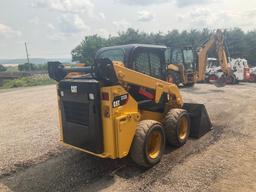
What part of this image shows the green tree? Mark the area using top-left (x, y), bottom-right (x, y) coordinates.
top-left (71, 35), bottom-right (108, 64)
top-left (244, 30), bottom-right (256, 64)
top-left (71, 28), bottom-right (256, 66)
top-left (110, 28), bottom-right (149, 45)
top-left (18, 63), bottom-right (37, 71)
top-left (225, 28), bottom-right (246, 58)
top-left (0, 64), bottom-right (7, 72)
top-left (36, 63), bottom-right (48, 71)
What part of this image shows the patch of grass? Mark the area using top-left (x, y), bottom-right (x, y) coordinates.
top-left (1, 74), bottom-right (56, 89)
top-left (6, 66), bottom-right (19, 72)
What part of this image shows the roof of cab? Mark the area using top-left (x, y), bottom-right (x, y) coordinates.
top-left (99, 43), bottom-right (166, 50)
top-left (95, 44), bottom-right (166, 57)
top-left (95, 44), bottom-right (167, 67)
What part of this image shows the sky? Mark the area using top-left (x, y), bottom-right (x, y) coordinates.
top-left (0, 0), bottom-right (256, 59)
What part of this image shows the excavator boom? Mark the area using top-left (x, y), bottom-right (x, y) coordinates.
top-left (197, 29), bottom-right (230, 81)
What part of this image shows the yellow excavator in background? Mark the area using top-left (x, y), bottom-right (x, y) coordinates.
top-left (166, 29), bottom-right (233, 87)
top-left (48, 44), bottom-right (212, 168)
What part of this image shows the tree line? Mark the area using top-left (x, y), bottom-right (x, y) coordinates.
top-left (0, 64), bottom-right (7, 72)
top-left (18, 63), bottom-right (48, 72)
top-left (71, 28), bottom-right (256, 66)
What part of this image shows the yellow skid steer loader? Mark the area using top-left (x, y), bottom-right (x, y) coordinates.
top-left (48, 44), bottom-right (212, 167)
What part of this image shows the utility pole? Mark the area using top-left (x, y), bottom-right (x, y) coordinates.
top-left (25, 42), bottom-right (30, 71)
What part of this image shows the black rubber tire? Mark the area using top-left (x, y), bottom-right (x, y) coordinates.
top-left (184, 83), bottom-right (195, 88)
top-left (130, 120), bottom-right (165, 168)
top-left (214, 74), bottom-right (227, 87)
top-left (208, 74), bottom-right (217, 84)
top-left (253, 75), bottom-right (256, 82)
top-left (163, 109), bottom-right (190, 147)
top-left (232, 75), bottom-right (239, 84)
top-left (226, 74), bottom-right (238, 84)
top-left (168, 71), bottom-right (181, 86)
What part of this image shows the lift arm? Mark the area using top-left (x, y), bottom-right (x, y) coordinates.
top-left (112, 62), bottom-right (183, 107)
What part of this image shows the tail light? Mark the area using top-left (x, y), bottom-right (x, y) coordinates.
top-left (244, 68), bottom-right (250, 80)
top-left (102, 92), bottom-right (109, 101)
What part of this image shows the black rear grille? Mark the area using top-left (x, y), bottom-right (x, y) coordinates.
top-left (63, 101), bottom-right (89, 126)
top-left (59, 79), bottom-right (103, 153)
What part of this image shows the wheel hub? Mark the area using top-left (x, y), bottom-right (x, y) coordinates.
top-left (147, 131), bottom-right (161, 159)
top-left (179, 117), bottom-right (188, 140)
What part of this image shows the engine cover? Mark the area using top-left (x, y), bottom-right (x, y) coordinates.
top-left (58, 79), bottom-right (103, 154)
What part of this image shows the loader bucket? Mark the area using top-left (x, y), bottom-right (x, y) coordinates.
top-left (213, 77), bottom-right (226, 87)
top-left (182, 103), bottom-right (212, 138)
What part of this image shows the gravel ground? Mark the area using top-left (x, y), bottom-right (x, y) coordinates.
top-left (0, 83), bottom-right (256, 192)
top-left (0, 85), bottom-right (63, 176)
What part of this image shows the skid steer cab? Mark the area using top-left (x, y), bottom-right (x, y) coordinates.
top-left (48, 44), bottom-right (212, 168)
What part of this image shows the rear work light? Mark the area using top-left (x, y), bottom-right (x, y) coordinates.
top-left (88, 93), bottom-right (95, 100)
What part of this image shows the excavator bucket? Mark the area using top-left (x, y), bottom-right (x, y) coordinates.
top-left (213, 76), bottom-right (227, 87)
top-left (183, 103), bottom-right (212, 138)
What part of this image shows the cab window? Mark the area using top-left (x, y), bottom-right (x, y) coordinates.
top-left (171, 49), bottom-right (183, 64)
top-left (183, 49), bottom-right (194, 64)
top-left (98, 49), bottom-right (124, 63)
top-left (134, 51), bottom-right (162, 79)
top-left (150, 53), bottom-right (161, 77)
top-left (135, 52), bottom-right (150, 75)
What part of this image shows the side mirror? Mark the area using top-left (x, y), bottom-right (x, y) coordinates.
top-left (48, 61), bottom-right (67, 82)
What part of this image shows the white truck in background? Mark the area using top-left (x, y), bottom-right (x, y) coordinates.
top-left (229, 58), bottom-right (250, 81)
top-left (206, 58), bottom-right (251, 83)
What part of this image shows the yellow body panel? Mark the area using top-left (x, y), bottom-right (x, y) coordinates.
top-left (100, 85), bottom-right (140, 159)
top-left (167, 64), bottom-right (179, 72)
top-left (140, 110), bottom-right (164, 122)
top-left (114, 113), bottom-right (139, 158)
